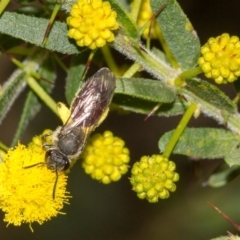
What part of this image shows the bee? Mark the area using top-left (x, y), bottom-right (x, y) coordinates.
top-left (42, 68), bottom-right (116, 173)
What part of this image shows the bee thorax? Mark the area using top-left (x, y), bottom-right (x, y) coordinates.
top-left (57, 127), bottom-right (85, 156)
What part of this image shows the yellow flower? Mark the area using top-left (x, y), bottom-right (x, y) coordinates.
top-left (135, 0), bottom-right (158, 39)
top-left (0, 135), bottom-right (70, 228)
top-left (130, 155), bottom-right (179, 203)
top-left (67, 0), bottom-right (119, 50)
top-left (82, 131), bottom-right (130, 184)
top-left (198, 33), bottom-right (240, 84)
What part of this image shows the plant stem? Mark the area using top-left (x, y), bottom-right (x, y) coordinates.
top-left (122, 62), bottom-right (141, 78)
top-left (175, 66), bottom-right (203, 86)
top-left (11, 57), bottom-right (43, 81)
top-left (0, 0), bottom-right (10, 15)
top-left (42, 3), bottom-right (61, 45)
top-left (25, 76), bottom-right (58, 116)
top-left (156, 26), bottom-right (179, 69)
top-left (163, 103), bottom-right (197, 158)
top-left (52, 53), bottom-right (68, 73)
top-left (101, 45), bottom-right (120, 76)
top-left (0, 141), bottom-right (8, 152)
top-left (130, 0), bottom-right (141, 22)
top-left (7, 47), bottom-right (34, 56)
top-left (10, 54), bottom-right (58, 115)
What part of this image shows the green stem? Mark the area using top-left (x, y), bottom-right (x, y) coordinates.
top-left (163, 103), bottom-right (197, 158)
top-left (232, 93), bottom-right (240, 104)
top-left (101, 45), bottom-right (120, 76)
top-left (156, 26), bottom-right (179, 69)
top-left (11, 57), bottom-right (43, 81)
top-left (7, 46), bottom-right (34, 56)
top-left (81, 49), bottom-right (96, 80)
top-left (130, 0), bottom-right (141, 22)
top-left (175, 66), bottom-right (203, 86)
top-left (42, 3), bottom-right (61, 45)
top-left (52, 53), bottom-right (68, 73)
top-left (180, 66), bottom-right (203, 78)
top-left (10, 55), bottom-right (58, 115)
top-left (0, 0), bottom-right (10, 15)
top-left (122, 62), bottom-right (141, 78)
top-left (0, 141), bottom-right (8, 152)
top-left (25, 76), bottom-right (58, 116)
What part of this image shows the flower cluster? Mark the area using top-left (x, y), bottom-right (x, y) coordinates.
top-left (82, 131), bottom-right (130, 184)
top-left (136, 0), bottom-right (158, 39)
top-left (67, 0), bottom-right (119, 49)
top-left (198, 33), bottom-right (240, 84)
top-left (130, 155), bottom-right (179, 203)
top-left (0, 133), bottom-right (70, 228)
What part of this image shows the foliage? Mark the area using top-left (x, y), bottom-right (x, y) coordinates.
top-left (0, 0), bottom-right (239, 238)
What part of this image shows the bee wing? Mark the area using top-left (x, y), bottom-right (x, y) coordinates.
top-left (61, 68), bottom-right (116, 133)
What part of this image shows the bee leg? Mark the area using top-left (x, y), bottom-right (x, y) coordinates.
top-left (52, 169), bottom-right (59, 199)
top-left (41, 131), bottom-right (54, 150)
top-left (42, 131), bottom-right (53, 141)
top-left (42, 143), bottom-right (55, 151)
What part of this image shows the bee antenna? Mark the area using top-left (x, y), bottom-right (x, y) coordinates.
top-left (23, 162), bottom-right (46, 169)
top-left (52, 168), bottom-right (59, 199)
top-left (24, 162), bottom-right (59, 199)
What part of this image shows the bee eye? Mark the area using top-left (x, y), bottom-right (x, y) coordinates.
top-left (45, 150), bottom-right (70, 171)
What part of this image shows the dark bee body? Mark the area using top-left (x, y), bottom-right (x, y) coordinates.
top-left (57, 127), bottom-right (85, 156)
top-left (43, 68), bottom-right (116, 172)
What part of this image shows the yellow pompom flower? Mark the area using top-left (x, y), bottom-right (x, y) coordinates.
top-left (67, 0), bottom-right (119, 50)
top-left (0, 134), bottom-right (70, 229)
top-left (198, 33), bottom-right (240, 84)
top-left (136, 0), bottom-right (158, 39)
top-left (82, 131), bottom-right (130, 184)
top-left (130, 155), bottom-right (179, 203)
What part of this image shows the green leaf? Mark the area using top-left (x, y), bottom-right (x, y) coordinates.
top-left (112, 95), bottom-right (159, 114)
top-left (66, 74), bottom-right (176, 114)
top-left (113, 95), bottom-right (187, 116)
top-left (151, 47), bottom-right (170, 63)
top-left (225, 149), bottom-right (240, 167)
top-left (115, 77), bottom-right (176, 102)
top-left (0, 11), bottom-right (80, 54)
top-left (159, 128), bottom-right (240, 159)
top-left (207, 162), bottom-right (240, 188)
top-left (185, 78), bottom-right (237, 114)
top-left (151, 0), bottom-right (200, 70)
top-left (113, 79), bottom-right (186, 116)
top-left (0, 49), bottom-right (52, 145)
top-left (0, 70), bottom-right (26, 124)
top-left (0, 5), bottom-right (139, 55)
top-left (11, 91), bottom-right (41, 146)
top-left (108, 0), bottom-right (139, 39)
top-left (11, 56), bottom-right (56, 146)
top-left (156, 98), bottom-right (188, 116)
top-left (113, 32), bottom-right (178, 81)
top-left (65, 53), bottom-right (89, 105)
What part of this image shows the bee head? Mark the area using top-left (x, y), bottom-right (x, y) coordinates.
top-left (45, 149), bottom-right (70, 172)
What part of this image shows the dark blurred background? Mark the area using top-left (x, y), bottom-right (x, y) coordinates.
top-left (1, 0), bottom-right (240, 239)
